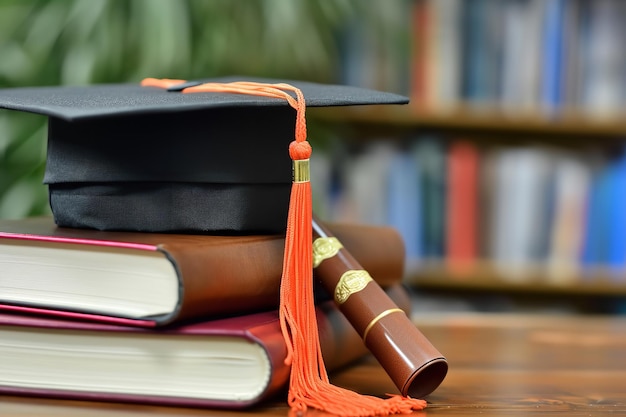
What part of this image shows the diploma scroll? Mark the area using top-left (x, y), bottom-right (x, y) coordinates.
top-left (312, 217), bottom-right (448, 398)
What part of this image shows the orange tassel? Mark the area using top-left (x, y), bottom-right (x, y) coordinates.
top-left (142, 78), bottom-right (428, 416)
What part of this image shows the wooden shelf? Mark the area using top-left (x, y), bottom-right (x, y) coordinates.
top-left (406, 263), bottom-right (626, 298)
top-left (310, 105), bottom-right (626, 140)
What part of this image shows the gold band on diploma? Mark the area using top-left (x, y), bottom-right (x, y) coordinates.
top-left (293, 159), bottom-right (310, 183)
top-left (334, 270), bottom-right (373, 304)
top-left (362, 308), bottom-right (404, 343)
top-left (312, 237), bottom-right (343, 268)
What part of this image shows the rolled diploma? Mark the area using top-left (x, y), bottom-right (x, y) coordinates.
top-left (312, 217), bottom-right (448, 398)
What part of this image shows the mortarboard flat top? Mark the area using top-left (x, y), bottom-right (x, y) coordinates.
top-left (0, 77), bottom-right (408, 234)
top-left (0, 76), bottom-right (408, 121)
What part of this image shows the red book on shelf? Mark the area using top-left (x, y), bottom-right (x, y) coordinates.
top-left (0, 284), bottom-right (411, 409)
top-left (445, 141), bottom-right (479, 272)
top-left (0, 217), bottom-right (405, 327)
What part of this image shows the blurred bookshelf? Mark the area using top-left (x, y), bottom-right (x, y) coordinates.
top-left (310, 107), bottom-right (626, 314)
top-left (310, 0), bottom-right (626, 314)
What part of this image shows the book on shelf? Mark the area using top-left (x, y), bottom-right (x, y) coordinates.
top-left (540, 0), bottom-right (567, 113)
top-left (0, 284), bottom-right (412, 409)
top-left (545, 152), bottom-right (590, 282)
top-left (580, 149), bottom-right (626, 281)
top-left (561, 0), bottom-right (584, 110)
top-left (582, 0), bottom-right (626, 116)
top-left (0, 216), bottom-right (406, 326)
top-left (605, 150), bottom-right (626, 278)
top-left (410, 0), bottom-right (430, 105)
top-left (387, 147), bottom-right (422, 261)
top-left (445, 140), bottom-right (479, 272)
top-left (341, 142), bottom-right (396, 226)
top-left (487, 146), bottom-right (552, 278)
top-left (414, 137), bottom-right (447, 260)
top-left (410, 0), bottom-right (462, 111)
top-left (580, 151), bottom-right (615, 276)
top-left (500, 0), bottom-right (543, 112)
top-left (460, 0), bottom-right (505, 106)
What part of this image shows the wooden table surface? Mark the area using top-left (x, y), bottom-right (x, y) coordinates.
top-left (2, 313), bottom-right (625, 416)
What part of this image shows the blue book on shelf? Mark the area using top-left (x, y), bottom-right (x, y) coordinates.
top-left (607, 150), bottom-right (626, 278)
top-left (541, 0), bottom-right (567, 112)
top-left (580, 158), bottom-right (612, 273)
top-left (387, 149), bottom-right (422, 262)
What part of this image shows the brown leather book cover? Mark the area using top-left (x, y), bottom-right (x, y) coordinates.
top-left (0, 284), bottom-right (410, 409)
top-left (0, 217), bottom-right (405, 326)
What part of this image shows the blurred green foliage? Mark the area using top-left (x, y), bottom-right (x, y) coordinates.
top-left (0, 0), bottom-right (402, 219)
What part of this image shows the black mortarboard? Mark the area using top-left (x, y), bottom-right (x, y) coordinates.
top-left (0, 77), bottom-right (407, 233)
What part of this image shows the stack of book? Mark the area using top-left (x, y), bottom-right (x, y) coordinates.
top-left (0, 216), bottom-right (411, 409)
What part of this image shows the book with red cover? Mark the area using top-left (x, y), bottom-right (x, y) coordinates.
top-left (0, 217), bottom-right (405, 327)
top-left (0, 284), bottom-right (411, 409)
top-left (445, 140), bottom-right (479, 273)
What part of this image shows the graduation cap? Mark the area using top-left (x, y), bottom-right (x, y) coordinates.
top-left (0, 78), bottom-right (439, 415)
top-left (0, 76), bottom-right (407, 234)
